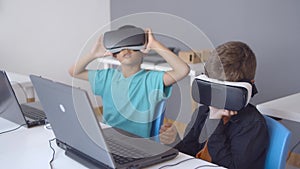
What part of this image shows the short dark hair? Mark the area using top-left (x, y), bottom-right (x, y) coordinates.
top-left (205, 41), bottom-right (257, 82)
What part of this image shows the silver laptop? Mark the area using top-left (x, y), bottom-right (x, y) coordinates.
top-left (30, 75), bottom-right (178, 169)
top-left (0, 71), bottom-right (46, 127)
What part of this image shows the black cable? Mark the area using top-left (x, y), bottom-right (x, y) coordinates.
top-left (158, 157), bottom-right (196, 169)
top-left (0, 124), bottom-right (26, 134)
top-left (44, 121), bottom-right (52, 130)
top-left (287, 139), bottom-right (300, 161)
top-left (45, 124), bottom-right (52, 130)
top-left (49, 138), bottom-right (56, 169)
top-left (194, 164), bottom-right (220, 169)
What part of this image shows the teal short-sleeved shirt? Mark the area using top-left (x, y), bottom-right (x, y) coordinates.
top-left (88, 69), bottom-right (172, 138)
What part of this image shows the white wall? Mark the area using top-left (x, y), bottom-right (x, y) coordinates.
top-left (0, 0), bottom-right (110, 105)
top-left (0, 0), bottom-right (110, 84)
top-left (110, 0), bottom-right (300, 105)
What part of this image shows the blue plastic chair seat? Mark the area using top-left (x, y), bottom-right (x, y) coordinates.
top-left (263, 115), bottom-right (291, 169)
top-left (150, 100), bottom-right (166, 142)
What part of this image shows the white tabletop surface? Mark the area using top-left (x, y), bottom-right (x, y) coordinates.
top-left (256, 93), bottom-right (300, 123)
top-left (0, 118), bottom-right (225, 169)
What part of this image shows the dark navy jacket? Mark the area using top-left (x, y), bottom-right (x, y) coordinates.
top-left (174, 104), bottom-right (269, 169)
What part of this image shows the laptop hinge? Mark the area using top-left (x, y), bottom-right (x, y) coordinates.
top-left (65, 147), bottom-right (112, 169)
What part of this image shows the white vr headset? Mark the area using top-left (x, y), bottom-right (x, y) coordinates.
top-left (191, 74), bottom-right (255, 111)
top-left (103, 26), bottom-right (147, 54)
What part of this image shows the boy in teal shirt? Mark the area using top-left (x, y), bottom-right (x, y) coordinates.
top-left (69, 27), bottom-right (189, 137)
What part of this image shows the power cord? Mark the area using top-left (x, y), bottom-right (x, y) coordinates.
top-left (45, 123), bottom-right (52, 130)
top-left (0, 124), bottom-right (26, 134)
top-left (158, 158), bottom-right (196, 169)
top-left (44, 120), bottom-right (52, 130)
top-left (49, 138), bottom-right (56, 169)
top-left (158, 157), bottom-right (222, 169)
top-left (194, 164), bottom-right (220, 168)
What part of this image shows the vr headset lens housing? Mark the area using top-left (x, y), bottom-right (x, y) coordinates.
top-left (192, 75), bottom-right (252, 111)
top-left (103, 27), bottom-right (146, 54)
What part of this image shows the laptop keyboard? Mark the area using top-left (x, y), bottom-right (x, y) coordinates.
top-left (21, 104), bottom-right (46, 120)
top-left (105, 137), bottom-right (150, 165)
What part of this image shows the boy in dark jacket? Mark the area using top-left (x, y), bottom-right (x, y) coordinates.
top-left (160, 41), bottom-right (269, 169)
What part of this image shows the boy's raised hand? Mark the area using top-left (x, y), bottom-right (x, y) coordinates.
top-left (140, 28), bottom-right (157, 54)
top-left (159, 122), bottom-right (178, 145)
top-left (90, 35), bottom-right (112, 58)
top-left (209, 106), bottom-right (238, 119)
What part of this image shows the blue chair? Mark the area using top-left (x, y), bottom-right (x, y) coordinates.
top-left (150, 99), bottom-right (167, 142)
top-left (263, 115), bottom-right (291, 169)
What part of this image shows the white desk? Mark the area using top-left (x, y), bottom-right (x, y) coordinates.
top-left (256, 93), bottom-right (300, 123)
top-left (0, 118), bottom-right (225, 169)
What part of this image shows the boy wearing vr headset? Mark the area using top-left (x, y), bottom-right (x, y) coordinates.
top-left (159, 41), bottom-right (269, 169)
top-left (69, 26), bottom-right (189, 138)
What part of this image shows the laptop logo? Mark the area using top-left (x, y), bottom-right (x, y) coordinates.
top-left (59, 104), bottom-right (66, 112)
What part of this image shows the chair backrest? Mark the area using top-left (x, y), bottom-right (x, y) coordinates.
top-left (263, 115), bottom-right (291, 169)
top-left (150, 99), bottom-right (166, 142)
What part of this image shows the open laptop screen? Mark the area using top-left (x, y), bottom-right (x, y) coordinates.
top-left (0, 71), bottom-right (26, 126)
